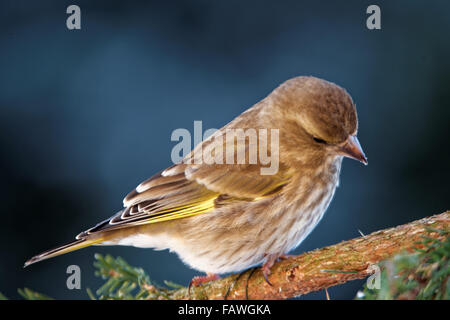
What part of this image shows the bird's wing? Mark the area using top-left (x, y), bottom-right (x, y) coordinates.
top-left (82, 163), bottom-right (291, 236)
top-left (82, 166), bottom-right (290, 236)
top-left (81, 129), bottom-right (291, 235)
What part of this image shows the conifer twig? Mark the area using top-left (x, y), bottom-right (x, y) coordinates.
top-left (357, 228), bottom-right (449, 300)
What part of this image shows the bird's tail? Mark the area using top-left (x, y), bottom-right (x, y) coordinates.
top-left (24, 237), bottom-right (104, 268)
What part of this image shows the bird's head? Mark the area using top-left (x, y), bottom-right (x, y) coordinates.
top-left (270, 76), bottom-right (367, 165)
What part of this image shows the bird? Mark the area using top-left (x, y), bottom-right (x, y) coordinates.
top-left (25, 76), bottom-right (367, 288)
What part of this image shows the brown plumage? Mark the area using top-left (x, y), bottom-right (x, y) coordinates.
top-left (25, 76), bottom-right (367, 285)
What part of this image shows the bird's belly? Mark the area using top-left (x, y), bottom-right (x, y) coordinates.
top-left (169, 192), bottom-right (334, 274)
top-left (170, 209), bottom-right (328, 274)
top-left (110, 178), bottom-right (337, 275)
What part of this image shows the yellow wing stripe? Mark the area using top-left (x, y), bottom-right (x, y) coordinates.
top-left (127, 179), bottom-right (289, 226)
top-left (112, 176), bottom-right (290, 228)
top-left (131, 195), bottom-right (219, 225)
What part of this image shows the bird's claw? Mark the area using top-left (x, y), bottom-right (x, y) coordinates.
top-left (261, 253), bottom-right (293, 286)
top-left (188, 273), bottom-right (219, 298)
top-left (262, 266), bottom-right (273, 286)
top-left (261, 254), bottom-right (281, 286)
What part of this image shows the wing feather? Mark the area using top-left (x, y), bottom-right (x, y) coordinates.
top-left (83, 136), bottom-right (292, 235)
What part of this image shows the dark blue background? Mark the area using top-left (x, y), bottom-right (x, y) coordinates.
top-left (1, 0), bottom-right (449, 299)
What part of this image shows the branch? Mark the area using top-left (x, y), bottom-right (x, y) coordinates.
top-left (4, 211), bottom-right (448, 300)
top-left (169, 211), bottom-right (449, 300)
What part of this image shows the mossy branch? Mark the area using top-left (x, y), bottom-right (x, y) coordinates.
top-left (357, 226), bottom-right (449, 300)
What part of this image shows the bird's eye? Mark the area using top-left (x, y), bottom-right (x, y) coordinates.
top-left (313, 137), bottom-right (327, 144)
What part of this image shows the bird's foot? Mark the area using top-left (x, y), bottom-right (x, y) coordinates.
top-left (223, 254), bottom-right (295, 299)
top-left (262, 253), bottom-right (293, 286)
top-left (261, 254), bottom-right (279, 286)
top-left (188, 273), bottom-right (219, 297)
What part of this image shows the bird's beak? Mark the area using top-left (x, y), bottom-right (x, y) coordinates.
top-left (340, 135), bottom-right (368, 165)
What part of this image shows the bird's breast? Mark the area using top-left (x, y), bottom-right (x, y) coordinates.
top-left (275, 157), bottom-right (342, 253)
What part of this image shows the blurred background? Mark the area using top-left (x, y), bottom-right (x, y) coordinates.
top-left (0, 0), bottom-right (449, 299)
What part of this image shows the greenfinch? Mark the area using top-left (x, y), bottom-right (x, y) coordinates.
top-left (25, 76), bottom-right (367, 286)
